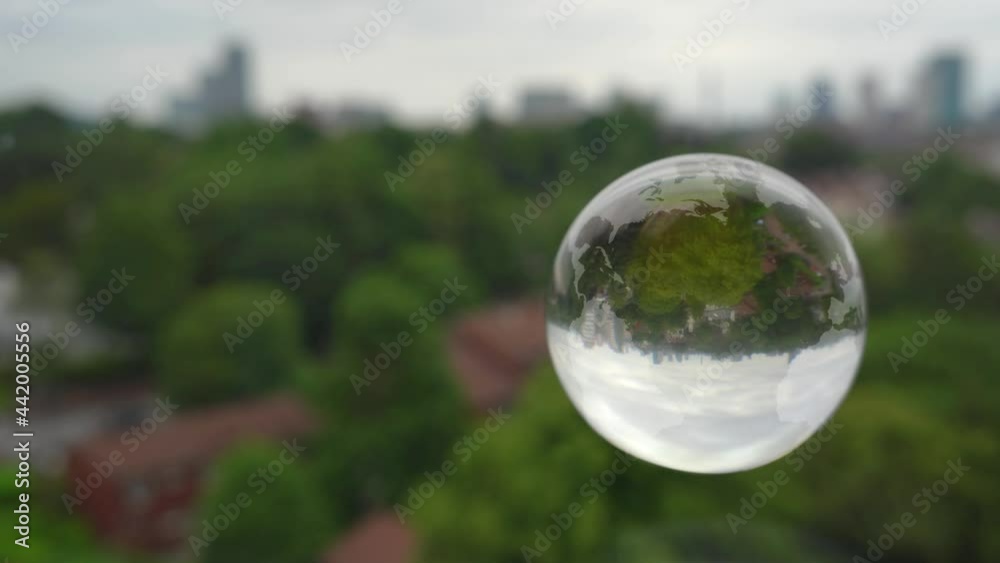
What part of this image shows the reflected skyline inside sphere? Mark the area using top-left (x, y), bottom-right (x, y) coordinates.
top-left (546, 154), bottom-right (866, 474)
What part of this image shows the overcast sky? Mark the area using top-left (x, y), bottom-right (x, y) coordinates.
top-left (2, 0), bottom-right (998, 126)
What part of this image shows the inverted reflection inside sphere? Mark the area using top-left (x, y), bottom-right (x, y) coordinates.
top-left (546, 154), bottom-right (866, 474)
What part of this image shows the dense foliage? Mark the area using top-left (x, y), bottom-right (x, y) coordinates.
top-left (0, 103), bottom-right (997, 562)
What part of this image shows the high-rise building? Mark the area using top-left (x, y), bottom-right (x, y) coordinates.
top-left (915, 52), bottom-right (965, 128)
top-left (519, 87), bottom-right (579, 125)
top-left (169, 42), bottom-right (251, 135)
top-left (202, 44), bottom-right (250, 119)
top-left (810, 77), bottom-right (835, 122)
top-left (858, 73), bottom-right (881, 127)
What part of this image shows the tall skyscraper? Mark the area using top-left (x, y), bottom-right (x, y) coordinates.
top-left (203, 43), bottom-right (250, 119)
top-left (916, 52), bottom-right (965, 128)
top-left (810, 77), bottom-right (835, 122)
top-left (858, 73), bottom-right (881, 127)
top-left (169, 42), bottom-right (251, 135)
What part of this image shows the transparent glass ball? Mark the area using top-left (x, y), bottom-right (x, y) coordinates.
top-left (546, 154), bottom-right (866, 473)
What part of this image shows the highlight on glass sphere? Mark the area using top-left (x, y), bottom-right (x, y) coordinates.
top-left (546, 153), bottom-right (866, 474)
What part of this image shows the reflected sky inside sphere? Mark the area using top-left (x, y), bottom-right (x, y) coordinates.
top-left (546, 154), bottom-right (866, 473)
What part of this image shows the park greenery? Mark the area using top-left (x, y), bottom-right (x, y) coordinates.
top-left (552, 183), bottom-right (860, 359)
top-left (0, 101), bottom-right (997, 562)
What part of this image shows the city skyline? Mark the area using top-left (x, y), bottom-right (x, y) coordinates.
top-left (7, 39), bottom-right (993, 139)
top-left (148, 42), bottom-right (992, 138)
top-left (3, 0), bottom-right (1000, 127)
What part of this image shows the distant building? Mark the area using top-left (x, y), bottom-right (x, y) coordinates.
top-left (606, 87), bottom-right (660, 120)
top-left (322, 512), bottom-right (415, 563)
top-left (915, 52), bottom-right (965, 129)
top-left (169, 43), bottom-right (251, 135)
top-left (959, 129), bottom-right (1000, 178)
top-left (519, 87), bottom-right (579, 125)
top-left (810, 77), bottom-right (835, 122)
top-left (331, 102), bottom-right (390, 131)
top-left (67, 394), bottom-right (316, 554)
top-left (169, 97), bottom-right (205, 136)
top-left (573, 297), bottom-right (632, 352)
top-left (292, 100), bottom-right (389, 134)
top-left (858, 73), bottom-right (882, 129)
top-left (703, 304), bottom-right (736, 326)
top-left (0, 385), bottom-right (152, 475)
top-left (447, 300), bottom-right (547, 412)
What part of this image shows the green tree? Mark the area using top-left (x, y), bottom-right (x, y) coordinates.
top-left (194, 442), bottom-right (334, 563)
top-left (310, 266), bottom-right (465, 520)
top-left (77, 198), bottom-right (194, 334)
top-left (155, 284), bottom-right (303, 405)
top-left (627, 207), bottom-right (764, 314)
top-left (414, 368), bottom-right (667, 563)
top-left (776, 127), bottom-right (860, 175)
top-left (0, 466), bottom-right (136, 563)
top-left (0, 183), bottom-right (73, 261)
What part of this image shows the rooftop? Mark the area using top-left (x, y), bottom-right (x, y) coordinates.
top-left (69, 393), bottom-right (317, 477)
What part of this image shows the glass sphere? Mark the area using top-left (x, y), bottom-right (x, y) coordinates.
top-left (546, 154), bottom-right (866, 473)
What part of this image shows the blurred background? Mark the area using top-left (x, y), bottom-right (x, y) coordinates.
top-left (0, 0), bottom-right (998, 562)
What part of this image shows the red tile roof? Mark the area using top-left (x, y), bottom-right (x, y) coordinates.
top-left (69, 393), bottom-right (317, 476)
top-left (323, 512), bottom-right (415, 563)
top-left (447, 299), bottom-right (547, 411)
